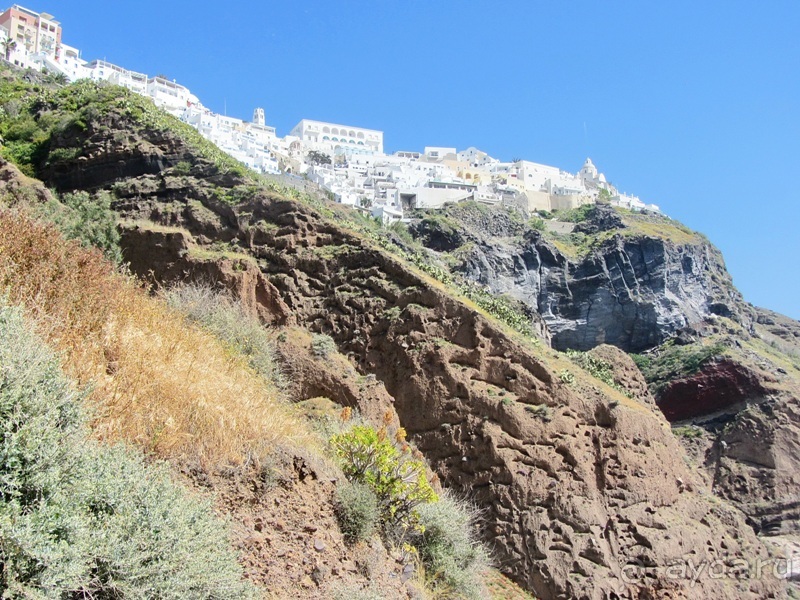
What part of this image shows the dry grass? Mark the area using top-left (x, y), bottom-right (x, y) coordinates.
top-left (0, 210), bottom-right (311, 466)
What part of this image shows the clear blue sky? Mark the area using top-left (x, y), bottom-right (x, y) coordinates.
top-left (33, 1), bottom-right (800, 319)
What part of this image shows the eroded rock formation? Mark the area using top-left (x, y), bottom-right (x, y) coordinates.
top-left (16, 102), bottom-right (793, 597)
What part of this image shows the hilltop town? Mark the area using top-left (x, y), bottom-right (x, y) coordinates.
top-left (0, 4), bottom-right (659, 224)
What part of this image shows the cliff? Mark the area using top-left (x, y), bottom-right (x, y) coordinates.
top-left (2, 74), bottom-right (796, 598)
top-left (413, 202), bottom-right (750, 353)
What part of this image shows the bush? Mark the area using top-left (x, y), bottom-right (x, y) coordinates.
top-left (173, 160), bottom-right (192, 176)
top-left (0, 302), bottom-right (255, 598)
top-left (525, 404), bottom-right (553, 421)
top-left (630, 353), bottom-right (651, 371)
top-left (311, 333), bottom-right (337, 358)
top-left (335, 480), bottom-right (379, 543)
top-left (559, 204), bottom-right (595, 223)
top-left (410, 493), bottom-right (489, 600)
top-left (527, 217), bottom-right (546, 231)
top-left (637, 341), bottom-right (727, 394)
top-left (36, 190), bottom-right (122, 263)
top-left (331, 425), bottom-right (438, 532)
top-left (566, 349), bottom-right (629, 396)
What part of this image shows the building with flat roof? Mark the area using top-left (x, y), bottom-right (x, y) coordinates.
top-left (289, 119), bottom-right (383, 155)
top-left (0, 4), bottom-right (60, 58)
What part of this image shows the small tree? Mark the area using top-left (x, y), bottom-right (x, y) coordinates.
top-left (2, 38), bottom-right (17, 61)
top-left (307, 150), bottom-right (331, 166)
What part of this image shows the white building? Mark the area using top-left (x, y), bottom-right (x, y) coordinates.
top-left (146, 75), bottom-right (198, 113)
top-left (289, 119), bottom-right (383, 156)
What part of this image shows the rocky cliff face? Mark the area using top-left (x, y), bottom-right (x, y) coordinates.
top-left (645, 315), bottom-right (800, 543)
top-left (11, 87), bottom-right (794, 598)
top-left (425, 204), bottom-right (749, 353)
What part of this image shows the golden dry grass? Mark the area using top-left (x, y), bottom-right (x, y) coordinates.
top-left (0, 210), bottom-right (311, 466)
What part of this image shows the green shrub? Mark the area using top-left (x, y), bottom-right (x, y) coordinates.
top-left (457, 284), bottom-right (535, 337)
top-left (335, 480), bottom-right (379, 543)
top-left (673, 425), bottom-right (705, 439)
top-left (36, 190), bottom-right (122, 264)
top-left (638, 341), bottom-right (727, 394)
top-left (525, 404), bottom-right (554, 421)
top-left (165, 283), bottom-right (285, 390)
top-left (558, 369), bottom-right (575, 384)
top-left (630, 353), bottom-right (652, 371)
top-left (527, 217), bottom-right (546, 231)
top-left (0, 302), bottom-right (255, 598)
top-left (311, 333), bottom-right (337, 359)
top-left (331, 425), bottom-right (438, 532)
top-left (410, 493), bottom-right (489, 600)
top-left (173, 160), bottom-right (192, 176)
top-left (566, 349), bottom-right (630, 396)
top-left (388, 220), bottom-right (415, 245)
top-left (559, 204), bottom-right (595, 223)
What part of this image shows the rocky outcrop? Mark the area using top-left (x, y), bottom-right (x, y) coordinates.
top-left (24, 107), bottom-right (789, 598)
top-left (655, 343), bottom-right (800, 539)
top-left (418, 204), bottom-right (749, 352)
top-left (112, 197), bottom-right (783, 597)
top-left (657, 358), bottom-right (769, 421)
top-left (573, 203), bottom-right (625, 235)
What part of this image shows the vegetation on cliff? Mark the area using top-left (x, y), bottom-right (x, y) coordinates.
top-left (2, 64), bottom-right (796, 598)
top-left (0, 302), bottom-right (255, 598)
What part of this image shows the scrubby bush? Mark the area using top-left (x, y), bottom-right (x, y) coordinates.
top-left (410, 493), bottom-right (490, 600)
top-left (527, 217), bottom-right (547, 231)
top-left (173, 160), bottom-right (192, 176)
top-left (636, 340), bottom-right (727, 394)
top-left (335, 480), bottom-right (380, 543)
top-left (525, 404), bottom-right (554, 421)
top-left (311, 332), bottom-right (337, 358)
top-left (566, 349), bottom-right (629, 396)
top-left (331, 424), bottom-right (438, 532)
top-left (36, 190), bottom-right (122, 263)
top-left (0, 302), bottom-right (255, 598)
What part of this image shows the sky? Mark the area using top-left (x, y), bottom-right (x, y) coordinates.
top-left (30, 1), bottom-right (800, 319)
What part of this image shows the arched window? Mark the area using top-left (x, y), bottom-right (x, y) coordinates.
top-left (323, 136), bottom-right (330, 141)
top-left (357, 132), bottom-right (365, 139)
top-left (323, 126), bottom-right (330, 133)
top-left (332, 128), bottom-right (339, 135)
top-left (348, 130), bottom-right (355, 137)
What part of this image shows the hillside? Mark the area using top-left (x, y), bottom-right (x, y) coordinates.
top-left (1, 68), bottom-right (798, 598)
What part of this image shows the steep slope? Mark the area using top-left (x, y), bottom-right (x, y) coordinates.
top-left (5, 80), bottom-right (790, 599)
top-left (411, 202), bottom-right (750, 353)
top-left (639, 315), bottom-right (800, 539)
